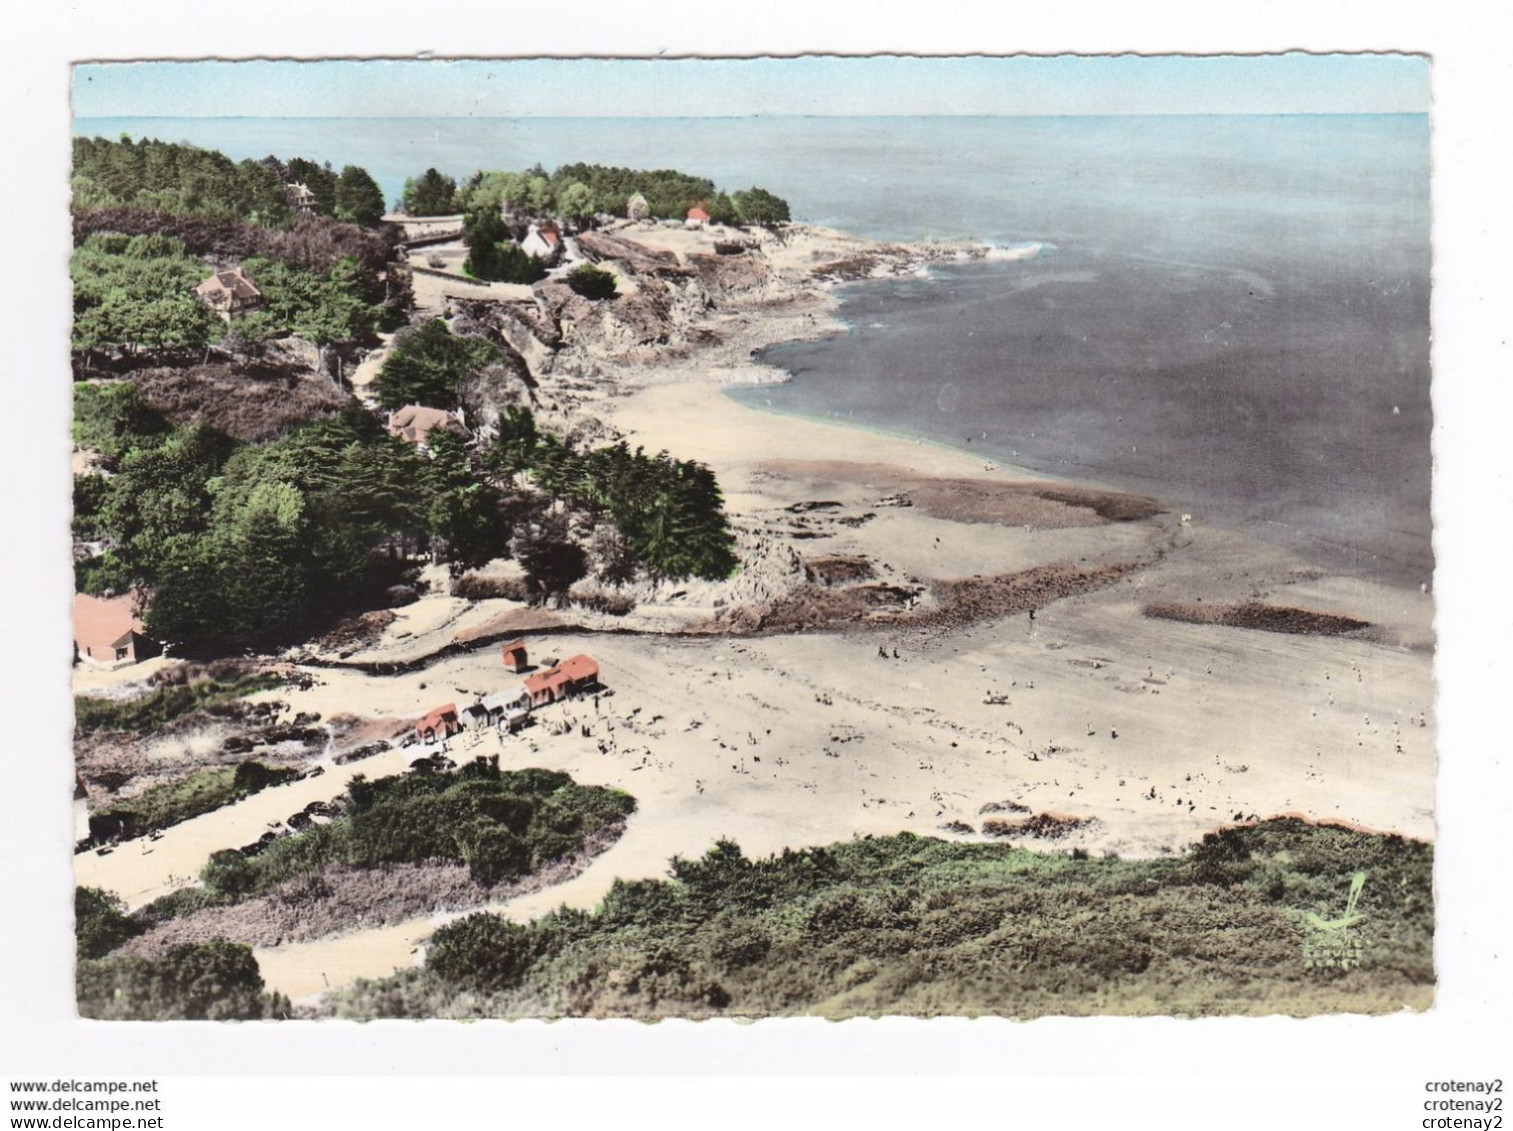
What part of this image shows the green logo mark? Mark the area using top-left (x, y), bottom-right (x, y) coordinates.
top-left (1302, 871), bottom-right (1369, 971)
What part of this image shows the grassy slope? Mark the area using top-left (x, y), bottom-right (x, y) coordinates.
top-left (329, 818), bottom-right (1433, 1020)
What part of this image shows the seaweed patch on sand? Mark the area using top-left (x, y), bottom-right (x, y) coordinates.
top-left (1143, 601), bottom-right (1370, 637)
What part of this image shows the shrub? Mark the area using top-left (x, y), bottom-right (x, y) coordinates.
top-left (75, 671), bottom-right (284, 734)
top-left (144, 763), bottom-right (636, 923)
top-left (76, 941), bottom-right (284, 1021)
top-left (450, 573), bottom-right (529, 601)
top-left (325, 820), bottom-right (1436, 1021)
top-left (566, 264), bottom-right (618, 300)
top-left (428, 913), bottom-right (543, 991)
top-left (75, 887), bottom-right (141, 959)
top-left (570, 589), bottom-right (637, 616)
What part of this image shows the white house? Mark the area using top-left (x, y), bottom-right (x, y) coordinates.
top-left (520, 222), bottom-right (562, 262)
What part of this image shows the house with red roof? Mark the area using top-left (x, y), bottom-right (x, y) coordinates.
top-left (194, 266), bottom-right (263, 319)
top-left (522, 654), bottom-right (600, 707)
top-left (416, 703), bottom-right (462, 744)
top-left (521, 221), bottom-right (563, 262)
top-left (73, 591), bottom-right (156, 666)
top-left (387, 405), bottom-right (471, 451)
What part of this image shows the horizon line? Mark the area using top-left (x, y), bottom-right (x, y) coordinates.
top-left (73, 109), bottom-right (1429, 121)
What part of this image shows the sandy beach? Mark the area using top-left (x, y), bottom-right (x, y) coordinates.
top-left (73, 220), bottom-right (1436, 1002)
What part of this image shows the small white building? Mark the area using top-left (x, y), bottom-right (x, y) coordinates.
top-left (520, 222), bottom-right (562, 262)
top-left (481, 688), bottom-right (532, 731)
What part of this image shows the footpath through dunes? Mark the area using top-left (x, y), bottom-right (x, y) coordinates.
top-left (74, 745), bottom-right (417, 911)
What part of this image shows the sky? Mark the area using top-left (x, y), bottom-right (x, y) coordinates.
top-left (72, 54), bottom-right (1430, 119)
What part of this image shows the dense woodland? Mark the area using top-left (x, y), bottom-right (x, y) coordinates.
top-left (73, 136), bottom-right (386, 228)
top-left (74, 329), bottom-right (738, 646)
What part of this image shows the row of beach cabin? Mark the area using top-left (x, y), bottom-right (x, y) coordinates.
top-left (415, 646), bottom-right (601, 745)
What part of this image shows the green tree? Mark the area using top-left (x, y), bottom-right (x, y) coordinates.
top-left (236, 255), bottom-right (383, 374)
top-left (511, 515), bottom-right (589, 604)
top-left (285, 157), bottom-right (338, 216)
top-left (236, 158), bottom-right (293, 226)
top-left (375, 319), bottom-right (502, 410)
top-left (557, 180), bottom-right (595, 223)
top-left (484, 406), bottom-right (540, 477)
top-left (217, 480), bottom-right (316, 633)
top-left (424, 431), bottom-right (509, 574)
top-left (72, 383), bottom-right (170, 465)
top-left (733, 186), bottom-right (791, 227)
top-left (335, 164), bottom-right (386, 226)
top-left (706, 191), bottom-right (739, 226)
top-left (71, 235), bottom-right (220, 360)
top-left (462, 206), bottom-right (509, 280)
top-left (403, 168), bottom-right (459, 216)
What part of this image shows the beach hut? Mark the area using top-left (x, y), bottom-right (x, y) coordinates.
top-left (416, 703), bottom-right (462, 745)
top-left (462, 702), bottom-right (492, 731)
top-left (685, 206), bottom-right (710, 229)
top-left (523, 654), bottom-right (601, 707)
top-left (501, 639), bottom-right (529, 673)
top-left (482, 688), bottom-right (532, 731)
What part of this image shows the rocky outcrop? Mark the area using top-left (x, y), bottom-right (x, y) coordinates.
top-left (576, 231), bottom-right (693, 277)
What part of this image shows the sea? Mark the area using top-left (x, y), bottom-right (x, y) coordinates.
top-left (74, 114), bottom-right (1432, 585)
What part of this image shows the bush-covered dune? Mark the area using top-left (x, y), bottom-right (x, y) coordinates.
top-left (328, 818), bottom-right (1433, 1021)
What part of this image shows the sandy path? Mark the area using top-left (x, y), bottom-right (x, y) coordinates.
top-left (73, 746), bottom-right (417, 910)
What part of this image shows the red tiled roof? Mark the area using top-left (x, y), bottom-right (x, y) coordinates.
top-left (523, 654), bottom-right (599, 696)
top-left (73, 592), bottom-right (144, 656)
top-left (686, 207), bottom-right (710, 222)
top-left (195, 267), bottom-right (261, 302)
top-left (388, 405), bottom-right (469, 445)
top-left (418, 703), bottom-right (459, 732)
top-left (558, 654), bottom-right (599, 682)
top-left (523, 670), bottom-right (568, 696)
